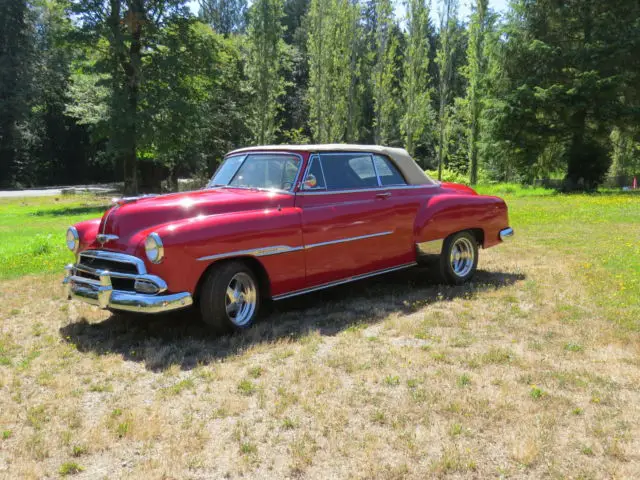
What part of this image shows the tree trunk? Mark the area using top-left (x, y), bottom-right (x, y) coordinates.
top-left (437, 93), bottom-right (446, 180)
top-left (108, 0), bottom-right (142, 195)
top-left (468, 109), bottom-right (479, 184)
top-left (564, 110), bottom-right (587, 191)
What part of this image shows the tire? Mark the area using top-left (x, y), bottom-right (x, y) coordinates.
top-left (199, 261), bottom-right (261, 332)
top-left (437, 231), bottom-right (479, 285)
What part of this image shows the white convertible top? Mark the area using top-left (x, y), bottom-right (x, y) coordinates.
top-left (228, 144), bottom-right (435, 186)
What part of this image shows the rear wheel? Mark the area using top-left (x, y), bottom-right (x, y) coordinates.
top-left (438, 231), bottom-right (479, 285)
top-left (199, 261), bottom-right (260, 332)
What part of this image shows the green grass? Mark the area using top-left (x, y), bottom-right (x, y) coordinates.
top-left (505, 191), bottom-right (640, 330)
top-left (0, 195), bottom-right (109, 279)
top-left (475, 183), bottom-right (557, 197)
top-left (0, 189), bottom-right (637, 330)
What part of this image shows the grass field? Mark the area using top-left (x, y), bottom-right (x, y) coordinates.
top-left (0, 196), bottom-right (109, 280)
top-left (0, 190), bottom-right (639, 478)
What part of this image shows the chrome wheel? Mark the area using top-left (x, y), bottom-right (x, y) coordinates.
top-left (449, 237), bottom-right (475, 277)
top-left (225, 272), bottom-right (257, 327)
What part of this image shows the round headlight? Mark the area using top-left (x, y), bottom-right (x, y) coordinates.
top-left (66, 227), bottom-right (79, 253)
top-left (144, 233), bottom-right (164, 264)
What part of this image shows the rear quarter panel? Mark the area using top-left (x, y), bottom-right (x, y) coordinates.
top-left (415, 192), bottom-right (509, 248)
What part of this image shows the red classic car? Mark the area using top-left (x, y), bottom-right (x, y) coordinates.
top-left (63, 145), bottom-right (513, 331)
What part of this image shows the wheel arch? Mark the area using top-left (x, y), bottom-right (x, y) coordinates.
top-left (468, 228), bottom-right (485, 248)
top-left (193, 256), bottom-right (272, 303)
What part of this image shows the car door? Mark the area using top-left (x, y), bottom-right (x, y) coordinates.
top-left (295, 152), bottom-right (414, 289)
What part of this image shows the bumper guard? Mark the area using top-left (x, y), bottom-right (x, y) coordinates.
top-left (500, 227), bottom-right (514, 241)
top-left (63, 264), bottom-right (193, 314)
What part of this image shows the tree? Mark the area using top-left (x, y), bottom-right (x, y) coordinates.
top-left (494, 0), bottom-right (640, 189)
top-left (280, 0), bottom-right (311, 139)
top-left (372, 0), bottom-right (401, 146)
top-left (434, 0), bottom-right (459, 180)
top-left (71, 0), bottom-right (189, 194)
top-left (198, 0), bottom-right (247, 35)
top-left (401, 0), bottom-right (434, 160)
top-left (0, 0), bottom-right (33, 187)
top-left (465, 0), bottom-right (488, 185)
top-left (246, 0), bottom-right (288, 144)
top-left (307, 0), bottom-right (360, 143)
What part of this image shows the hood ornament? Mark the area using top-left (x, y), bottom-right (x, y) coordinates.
top-left (96, 234), bottom-right (119, 246)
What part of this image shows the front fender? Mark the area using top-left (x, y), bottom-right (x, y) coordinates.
top-left (136, 207), bottom-right (305, 297)
top-left (74, 218), bottom-right (101, 253)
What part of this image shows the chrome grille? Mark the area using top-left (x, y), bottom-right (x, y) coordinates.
top-left (79, 255), bottom-right (139, 275)
top-left (75, 250), bottom-right (148, 293)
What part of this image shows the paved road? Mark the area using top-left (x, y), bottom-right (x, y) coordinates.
top-left (0, 185), bottom-right (119, 198)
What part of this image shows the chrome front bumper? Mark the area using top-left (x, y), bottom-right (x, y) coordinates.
top-left (63, 265), bottom-right (193, 314)
top-left (500, 227), bottom-right (514, 241)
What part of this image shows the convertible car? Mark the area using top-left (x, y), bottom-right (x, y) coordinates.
top-left (63, 145), bottom-right (513, 331)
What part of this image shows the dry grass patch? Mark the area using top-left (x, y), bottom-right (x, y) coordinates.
top-left (1, 195), bottom-right (640, 477)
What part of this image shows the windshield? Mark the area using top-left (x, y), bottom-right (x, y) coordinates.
top-left (208, 153), bottom-right (302, 192)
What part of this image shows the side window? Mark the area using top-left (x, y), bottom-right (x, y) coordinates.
top-left (320, 153), bottom-right (379, 190)
top-left (374, 155), bottom-right (406, 186)
top-left (302, 155), bottom-right (326, 190)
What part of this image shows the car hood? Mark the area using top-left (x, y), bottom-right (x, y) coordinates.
top-left (96, 188), bottom-right (293, 250)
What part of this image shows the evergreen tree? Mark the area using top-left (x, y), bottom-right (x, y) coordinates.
top-left (465, 0), bottom-right (488, 185)
top-left (401, 0), bottom-right (434, 160)
top-left (199, 0), bottom-right (247, 35)
top-left (280, 0), bottom-right (311, 140)
top-left (307, 0), bottom-right (360, 143)
top-left (435, 0), bottom-right (459, 180)
top-left (0, 0), bottom-right (33, 187)
top-left (372, 0), bottom-right (401, 145)
top-left (495, 0), bottom-right (640, 189)
top-left (246, 0), bottom-right (288, 145)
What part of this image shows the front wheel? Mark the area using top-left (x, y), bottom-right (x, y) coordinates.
top-left (438, 231), bottom-right (479, 285)
top-left (199, 261), bottom-right (261, 332)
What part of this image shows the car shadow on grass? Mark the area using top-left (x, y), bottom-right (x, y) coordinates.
top-left (60, 267), bottom-right (525, 372)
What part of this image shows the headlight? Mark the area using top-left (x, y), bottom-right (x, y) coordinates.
top-left (144, 233), bottom-right (164, 264)
top-left (66, 227), bottom-right (79, 253)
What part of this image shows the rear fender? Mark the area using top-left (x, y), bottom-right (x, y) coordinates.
top-left (414, 194), bottom-right (508, 250)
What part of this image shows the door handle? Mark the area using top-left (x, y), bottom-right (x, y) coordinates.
top-left (376, 192), bottom-right (392, 199)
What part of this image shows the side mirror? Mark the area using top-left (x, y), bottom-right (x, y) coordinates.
top-left (304, 174), bottom-right (318, 189)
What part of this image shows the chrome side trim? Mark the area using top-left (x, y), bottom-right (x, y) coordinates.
top-left (272, 262), bottom-right (417, 301)
top-left (304, 231), bottom-right (393, 250)
top-left (197, 245), bottom-right (304, 262)
top-left (500, 227), bottom-right (514, 241)
top-left (196, 231), bottom-right (393, 262)
top-left (297, 184), bottom-right (439, 195)
top-left (416, 239), bottom-right (444, 256)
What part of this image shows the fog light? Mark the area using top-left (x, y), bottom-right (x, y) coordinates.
top-left (134, 279), bottom-right (160, 294)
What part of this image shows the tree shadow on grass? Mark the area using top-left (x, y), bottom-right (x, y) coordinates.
top-left (29, 205), bottom-right (109, 217)
top-left (60, 267), bottom-right (525, 372)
